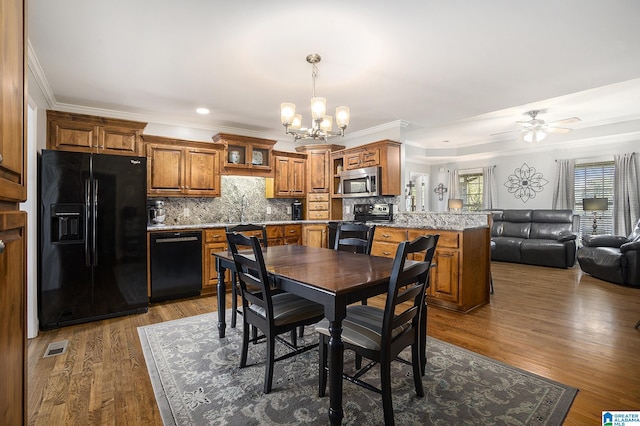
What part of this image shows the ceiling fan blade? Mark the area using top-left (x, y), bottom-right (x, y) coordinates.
top-left (490, 130), bottom-right (519, 136)
top-left (548, 117), bottom-right (581, 126)
top-left (546, 127), bottom-right (572, 134)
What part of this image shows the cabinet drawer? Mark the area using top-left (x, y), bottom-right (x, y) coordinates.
top-left (373, 227), bottom-right (407, 243)
top-left (370, 241), bottom-right (400, 258)
top-left (437, 231), bottom-right (460, 249)
top-left (307, 193), bottom-right (329, 202)
top-left (308, 202), bottom-right (329, 211)
top-left (205, 228), bottom-right (226, 243)
top-left (308, 210), bottom-right (329, 220)
top-left (266, 225), bottom-right (283, 239)
top-left (284, 225), bottom-right (302, 237)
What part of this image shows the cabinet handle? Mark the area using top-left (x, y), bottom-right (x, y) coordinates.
top-left (383, 251), bottom-right (391, 255)
top-left (0, 240), bottom-right (4, 254)
top-left (382, 233), bottom-right (391, 238)
top-left (0, 153), bottom-right (3, 164)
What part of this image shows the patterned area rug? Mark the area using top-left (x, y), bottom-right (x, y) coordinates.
top-left (138, 312), bottom-right (577, 425)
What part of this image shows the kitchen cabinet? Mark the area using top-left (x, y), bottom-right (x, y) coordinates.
top-left (0, 1), bottom-right (27, 423)
top-left (266, 225), bottom-right (284, 246)
top-left (303, 224), bottom-right (328, 248)
top-left (212, 133), bottom-right (276, 177)
top-left (332, 140), bottom-right (401, 197)
top-left (203, 228), bottom-right (229, 293)
top-left (0, 211), bottom-right (27, 425)
top-left (47, 110), bottom-right (147, 156)
top-left (371, 226), bottom-right (490, 313)
top-left (408, 228), bottom-right (490, 313)
top-left (145, 135), bottom-right (222, 197)
top-left (0, 0), bottom-right (26, 203)
top-left (272, 151), bottom-right (306, 197)
top-left (295, 144), bottom-right (345, 220)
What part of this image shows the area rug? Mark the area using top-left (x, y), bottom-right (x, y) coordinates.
top-left (138, 312), bottom-right (577, 425)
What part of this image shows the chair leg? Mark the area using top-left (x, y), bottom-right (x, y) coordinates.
top-left (240, 320), bottom-right (249, 368)
top-left (635, 320), bottom-right (640, 329)
top-left (380, 359), bottom-right (395, 426)
top-left (318, 335), bottom-right (328, 397)
top-left (230, 272), bottom-right (238, 328)
top-left (290, 329), bottom-right (297, 347)
top-left (264, 334), bottom-right (276, 394)
top-left (412, 342), bottom-right (424, 397)
top-left (298, 325), bottom-right (304, 338)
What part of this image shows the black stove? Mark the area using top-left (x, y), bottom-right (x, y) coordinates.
top-left (353, 203), bottom-right (393, 222)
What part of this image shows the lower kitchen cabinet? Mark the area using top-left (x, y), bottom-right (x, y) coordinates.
top-left (372, 226), bottom-right (490, 313)
top-left (203, 228), bottom-right (229, 294)
top-left (303, 224), bottom-right (328, 248)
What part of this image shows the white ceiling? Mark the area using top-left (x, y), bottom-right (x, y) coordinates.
top-left (28, 0), bottom-right (640, 162)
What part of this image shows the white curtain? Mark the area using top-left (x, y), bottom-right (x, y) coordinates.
top-left (551, 159), bottom-right (575, 210)
top-left (613, 153), bottom-right (640, 235)
top-left (448, 169), bottom-right (460, 199)
top-left (482, 166), bottom-right (497, 210)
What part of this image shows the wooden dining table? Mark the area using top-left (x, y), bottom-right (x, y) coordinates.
top-left (214, 244), bottom-right (407, 426)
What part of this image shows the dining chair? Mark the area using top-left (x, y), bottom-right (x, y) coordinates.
top-left (334, 222), bottom-right (376, 254)
top-left (316, 235), bottom-right (437, 426)
top-left (227, 232), bottom-right (325, 394)
top-left (225, 223), bottom-right (268, 328)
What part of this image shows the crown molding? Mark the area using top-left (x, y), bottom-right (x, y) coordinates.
top-left (27, 39), bottom-right (56, 108)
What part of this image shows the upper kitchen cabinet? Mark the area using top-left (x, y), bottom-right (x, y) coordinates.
top-left (0, 0), bottom-right (27, 203)
top-left (144, 135), bottom-right (222, 197)
top-left (212, 133), bottom-right (276, 177)
top-left (47, 111), bottom-right (147, 156)
top-left (332, 140), bottom-right (402, 196)
top-left (270, 151), bottom-right (306, 198)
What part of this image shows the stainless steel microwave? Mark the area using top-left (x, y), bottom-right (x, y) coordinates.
top-left (338, 166), bottom-right (380, 197)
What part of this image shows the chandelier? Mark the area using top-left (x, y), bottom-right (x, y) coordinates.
top-left (280, 54), bottom-right (350, 142)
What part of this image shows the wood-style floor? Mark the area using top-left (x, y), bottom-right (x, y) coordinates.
top-left (27, 261), bottom-right (640, 425)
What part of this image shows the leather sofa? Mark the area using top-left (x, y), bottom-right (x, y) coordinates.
top-left (491, 210), bottom-right (579, 268)
top-left (576, 218), bottom-right (640, 287)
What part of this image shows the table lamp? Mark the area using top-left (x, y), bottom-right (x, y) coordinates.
top-left (448, 198), bottom-right (463, 211)
top-left (583, 197), bottom-right (608, 234)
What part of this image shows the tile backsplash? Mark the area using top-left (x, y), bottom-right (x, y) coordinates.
top-left (150, 176), bottom-right (296, 225)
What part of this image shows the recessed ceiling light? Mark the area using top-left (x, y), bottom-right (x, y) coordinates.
top-left (196, 108), bottom-right (210, 115)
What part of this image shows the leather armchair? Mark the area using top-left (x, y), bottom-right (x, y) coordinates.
top-left (577, 219), bottom-right (640, 287)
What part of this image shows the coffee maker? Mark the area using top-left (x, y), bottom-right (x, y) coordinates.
top-left (291, 200), bottom-right (303, 220)
top-left (148, 200), bottom-right (166, 226)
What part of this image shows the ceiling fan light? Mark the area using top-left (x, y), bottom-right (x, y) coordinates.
top-left (335, 106), bottom-right (350, 129)
top-left (280, 103), bottom-right (296, 126)
top-left (311, 97), bottom-right (327, 122)
top-left (524, 129), bottom-right (546, 143)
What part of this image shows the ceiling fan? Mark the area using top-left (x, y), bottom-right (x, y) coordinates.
top-left (493, 110), bottom-right (581, 142)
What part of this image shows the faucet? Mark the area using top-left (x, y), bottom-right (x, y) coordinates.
top-left (240, 194), bottom-right (246, 223)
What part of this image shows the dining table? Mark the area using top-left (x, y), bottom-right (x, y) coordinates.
top-left (214, 244), bottom-right (412, 426)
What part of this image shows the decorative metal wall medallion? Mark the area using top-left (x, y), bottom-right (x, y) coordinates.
top-left (504, 163), bottom-right (548, 203)
top-left (433, 183), bottom-right (448, 201)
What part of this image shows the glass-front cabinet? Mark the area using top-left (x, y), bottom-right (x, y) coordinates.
top-left (213, 133), bottom-right (275, 177)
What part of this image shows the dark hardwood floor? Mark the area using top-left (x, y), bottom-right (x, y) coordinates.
top-left (27, 261), bottom-right (640, 425)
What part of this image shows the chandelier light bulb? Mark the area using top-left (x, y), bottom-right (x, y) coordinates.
top-left (311, 97), bottom-right (327, 122)
top-left (280, 103), bottom-right (296, 126)
top-left (335, 106), bottom-right (350, 129)
top-left (320, 115), bottom-right (333, 132)
top-left (290, 114), bottom-right (302, 130)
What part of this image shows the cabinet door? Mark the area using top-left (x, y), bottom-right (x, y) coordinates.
top-left (204, 242), bottom-right (227, 289)
top-left (0, 0), bottom-right (26, 202)
top-left (307, 149), bottom-right (330, 192)
top-left (360, 148), bottom-right (380, 167)
top-left (185, 148), bottom-right (221, 196)
top-left (48, 117), bottom-right (98, 152)
top-left (345, 151), bottom-right (363, 170)
top-left (147, 144), bottom-right (184, 195)
top-left (303, 225), bottom-right (327, 248)
top-left (274, 156), bottom-right (292, 196)
top-left (0, 211), bottom-right (27, 425)
top-left (99, 125), bottom-right (140, 155)
top-left (428, 248), bottom-right (460, 303)
top-left (291, 157), bottom-right (306, 196)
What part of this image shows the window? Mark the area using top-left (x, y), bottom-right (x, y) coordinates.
top-left (458, 172), bottom-right (483, 211)
top-left (574, 161), bottom-right (614, 235)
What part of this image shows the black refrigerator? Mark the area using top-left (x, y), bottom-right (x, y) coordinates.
top-left (38, 149), bottom-right (148, 330)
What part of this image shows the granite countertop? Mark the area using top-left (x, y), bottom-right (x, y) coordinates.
top-left (148, 220), bottom-right (327, 231)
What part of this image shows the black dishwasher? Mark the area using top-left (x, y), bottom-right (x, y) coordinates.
top-left (150, 231), bottom-right (202, 302)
